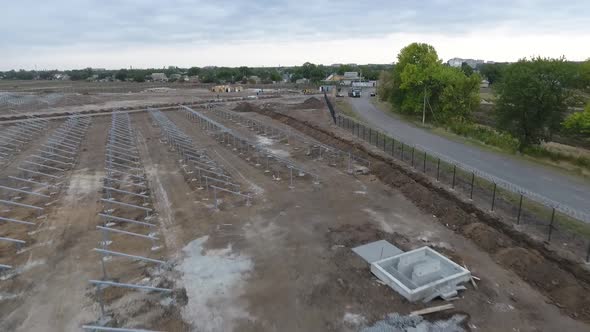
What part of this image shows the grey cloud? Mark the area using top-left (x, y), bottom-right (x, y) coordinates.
top-left (1, 0), bottom-right (588, 49)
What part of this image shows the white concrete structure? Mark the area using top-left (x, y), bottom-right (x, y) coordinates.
top-left (371, 246), bottom-right (471, 302)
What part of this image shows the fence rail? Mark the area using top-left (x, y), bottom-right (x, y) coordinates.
top-left (335, 114), bottom-right (590, 262)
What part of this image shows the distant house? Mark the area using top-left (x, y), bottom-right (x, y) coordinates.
top-left (480, 80), bottom-right (490, 88)
top-left (281, 73), bottom-right (291, 83)
top-left (53, 73), bottom-right (70, 81)
top-left (295, 78), bottom-right (310, 84)
top-left (151, 73), bottom-right (168, 82)
top-left (188, 75), bottom-right (200, 83)
top-left (211, 85), bottom-right (243, 93)
top-left (248, 75), bottom-right (261, 84)
top-left (169, 73), bottom-right (181, 80)
top-left (324, 73), bottom-right (344, 82)
top-left (342, 72), bottom-right (360, 85)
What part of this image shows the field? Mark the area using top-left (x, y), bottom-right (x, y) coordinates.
top-left (1, 82), bottom-right (590, 332)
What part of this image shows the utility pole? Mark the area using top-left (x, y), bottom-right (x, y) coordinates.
top-left (422, 85), bottom-right (426, 125)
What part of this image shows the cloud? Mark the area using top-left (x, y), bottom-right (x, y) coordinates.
top-left (1, 0), bottom-right (589, 69)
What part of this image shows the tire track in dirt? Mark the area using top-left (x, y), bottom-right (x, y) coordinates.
top-left (135, 130), bottom-right (182, 253)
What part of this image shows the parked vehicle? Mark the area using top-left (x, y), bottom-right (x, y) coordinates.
top-left (348, 88), bottom-right (362, 98)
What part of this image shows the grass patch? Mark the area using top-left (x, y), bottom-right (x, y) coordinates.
top-left (524, 145), bottom-right (590, 169)
top-left (447, 122), bottom-right (519, 152)
top-left (334, 98), bottom-right (360, 120)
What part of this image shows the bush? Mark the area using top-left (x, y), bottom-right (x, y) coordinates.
top-left (524, 145), bottom-right (590, 168)
top-left (448, 122), bottom-right (519, 152)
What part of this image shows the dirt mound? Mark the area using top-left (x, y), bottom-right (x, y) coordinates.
top-left (293, 97), bottom-right (324, 109)
top-left (495, 247), bottom-right (543, 275)
top-left (463, 222), bottom-right (511, 252)
top-left (232, 102), bottom-right (260, 113)
top-left (495, 247), bottom-right (590, 320)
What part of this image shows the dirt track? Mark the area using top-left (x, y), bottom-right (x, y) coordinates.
top-left (1, 92), bottom-right (589, 331)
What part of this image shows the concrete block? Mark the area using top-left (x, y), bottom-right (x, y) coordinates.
top-left (352, 240), bottom-right (403, 264)
top-left (371, 247), bottom-right (471, 302)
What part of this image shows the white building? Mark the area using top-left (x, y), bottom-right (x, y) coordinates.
top-left (342, 72), bottom-right (360, 85)
top-left (447, 58), bottom-right (484, 68)
top-left (151, 73), bottom-right (168, 82)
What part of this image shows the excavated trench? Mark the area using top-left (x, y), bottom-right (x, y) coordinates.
top-left (235, 101), bottom-right (590, 322)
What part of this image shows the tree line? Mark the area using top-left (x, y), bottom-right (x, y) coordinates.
top-left (378, 42), bottom-right (590, 150)
top-left (0, 63), bottom-right (389, 84)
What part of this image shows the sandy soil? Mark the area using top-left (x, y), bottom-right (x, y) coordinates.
top-left (0, 92), bottom-right (589, 331)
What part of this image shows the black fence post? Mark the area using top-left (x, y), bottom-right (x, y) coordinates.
top-left (411, 147), bottom-right (415, 167)
top-left (547, 208), bottom-right (556, 242)
top-left (436, 158), bottom-right (441, 181)
top-left (452, 165), bottom-right (456, 189)
top-left (469, 172), bottom-right (475, 199)
top-left (517, 194), bottom-right (523, 224)
top-left (491, 183), bottom-right (497, 211)
top-left (423, 151), bottom-right (427, 173)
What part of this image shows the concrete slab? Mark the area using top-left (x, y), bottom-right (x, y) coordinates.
top-left (352, 240), bottom-right (403, 263)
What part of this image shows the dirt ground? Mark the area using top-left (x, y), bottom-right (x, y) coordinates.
top-left (1, 91), bottom-right (589, 332)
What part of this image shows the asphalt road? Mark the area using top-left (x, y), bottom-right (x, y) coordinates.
top-left (348, 93), bottom-right (590, 218)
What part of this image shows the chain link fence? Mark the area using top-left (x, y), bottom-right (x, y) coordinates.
top-left (336, 114), bottom-right (590, 262)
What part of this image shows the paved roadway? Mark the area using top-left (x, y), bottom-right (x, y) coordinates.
top-left (348, 93), bottom-right (590, 218)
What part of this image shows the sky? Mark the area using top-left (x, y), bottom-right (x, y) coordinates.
top-left (1, 0), bottom-right (589, 70)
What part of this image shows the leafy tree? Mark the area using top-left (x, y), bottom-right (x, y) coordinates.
top-left (460, 62), bottom-right (474, 76)
top-left (115, 69), bottom-right (128, 81)
top-left (337, 64), bottom-right (355, 75)
top-left (187, 67), bottom-right (200, 76)
top-left (478, 63), bottom-right (506, 84)
top-left (376, 70), bottom-right (394, 101)
top-left (237, 66), bottom-right (251, 79)
top-left (563, 103), bottom-right (590, 136)
top-left (436, 66), bottom-right (481, 121)
top-left (581, 59), bottom-right (590, 89)
top-left (269, 69), bottom-right (282, 82)
top-left (15, 69), bottom-right (35, 80)
top-left (391, 43), bottom-right (441, 114)
top-left (379, 42), bottom-right (480, 123)
top-left (495, 57), bottom-right (572, 149)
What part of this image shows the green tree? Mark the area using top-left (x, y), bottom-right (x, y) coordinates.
top-left (460, 62), bottom-right (474, 76)
top-left (115, 69), bottom-right (128, 81)
top-left (436, 66), bottom-right (481, 122)
top-left (496, 57), bottom-right (572, 149)
top-left (391, 43), bottom-right (441, 115)
top-left (187, 67), bottom-right (200, 76)
top-left (383, 42), bottom-right (480, 123)
top-left (337, 64), bottom-right (355, 75)
top-left (581, 59), bottom-right (590, 89)
top-left (478, 63), bottom-right (506, 85)
top-left (563, 103), bottom-right (590, 136)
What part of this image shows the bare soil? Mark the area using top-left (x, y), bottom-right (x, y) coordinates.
top-left (0, 90), bottom-right (589, 331)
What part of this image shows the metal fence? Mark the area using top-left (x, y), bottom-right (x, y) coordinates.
top-left (335, 114), bottom-right (590, 262)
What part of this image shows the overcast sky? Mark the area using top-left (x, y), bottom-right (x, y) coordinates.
top-left (1, 0), bottom-right (589, 70)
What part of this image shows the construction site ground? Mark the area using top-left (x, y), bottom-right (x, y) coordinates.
top-left (1, 90), bottom-right (589, 332)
